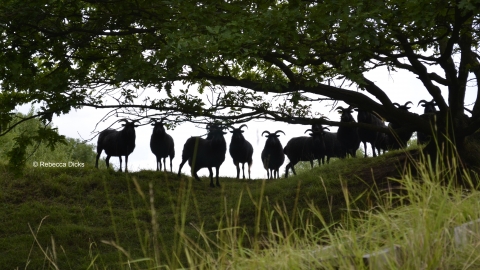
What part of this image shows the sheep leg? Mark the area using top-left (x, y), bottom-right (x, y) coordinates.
top-left (169, 156), bottom-right (173, 173)
top-left (241, 163), bottom-right (246, 179)
top-left (178, 159), bottom-right (187, 176)
top-left (125, 155), bottom-right (129, 173)
top-left (310, 160), bottom-right (314, 169)
top-left (371, 142), bottom-right (377, 157)
top-left (156, 156), bottom-right (160, 171)
top-left (118, 156), bottom-right (123, 172)
top-left (363, 141), bottom-right (368, 158)
top-left (248, 162), bottom-right (252, 180)
top-left (105, 155), bottom-right (111, 169)
top-left (234, 161), bottom-right (240, 179)
top-left (162, 157), bottom-right (167, 172)
top-left (193, 168), bottom-right (201, 182)
top-left (285, 163), bottom-right (290, 178)
top-left (215, 166), bottom-right (220, 187)
top-left (208, 167), bottom-right (215, 187)
top-left (95, 151), bottom-right (102, 168)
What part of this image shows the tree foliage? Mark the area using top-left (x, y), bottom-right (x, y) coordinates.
top-left (1, 0), bottom-right (480, 168)
top-left (0, 110), bottom-right (99, 171)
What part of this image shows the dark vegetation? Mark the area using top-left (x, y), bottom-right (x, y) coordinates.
top-left (0, 146), bottom-right (416, 269)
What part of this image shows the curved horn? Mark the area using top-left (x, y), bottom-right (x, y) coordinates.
top-left (323, 127), bottom-right (330, 131)
top-left (320, 116), bottom-right (330, 120)
top-left (404, 101), bottom-right (413, 107)
top-left (304, 129), bottom-right (313, 134)
top-left (238, 124), bottom-right (248, 130)
top-left (418, 100), bottom-right (428, 106)
top-left (336, 106), bottom-right (345, 111)
top-left (274, 130), bottom-right (285, 136)
top-left (261, 130), bottom-right (271, 136)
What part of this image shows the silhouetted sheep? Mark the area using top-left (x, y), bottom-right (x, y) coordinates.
top-left (417, 99), bottom-right (437, 145)
top-left (150, 119), bottom-right (175, 172)
top-left (228, 124), bottom-right (254, 179)
top-left (284, 128), bottom-right (328, 178)
top-left (95, 119), bottom-right (139, 172)
top-left (178, 125), bottom-right (227, 187)
top-left (261, 130), bottom-right (285, 179)
top-left (336, 105), bottom-right (360, 157)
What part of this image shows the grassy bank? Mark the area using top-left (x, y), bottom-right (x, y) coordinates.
top-left (1, 146), bottom-right (480, 269)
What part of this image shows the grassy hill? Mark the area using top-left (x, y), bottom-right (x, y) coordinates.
top-left (2, 145), bottom-right (480, 269)
top-left (0, 149), bottom-right (410, 269)
top-left (2, 115), bottom-right (480, 269)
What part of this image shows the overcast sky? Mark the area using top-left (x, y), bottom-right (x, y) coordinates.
top-left (16, 66), bottom-right (477, 180)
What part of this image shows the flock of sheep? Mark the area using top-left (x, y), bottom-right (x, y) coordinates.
top-left (94, 100), bottom-right (437, 187)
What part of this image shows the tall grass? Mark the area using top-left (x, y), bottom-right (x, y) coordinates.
top-left (5, 118), bottom-right (480, 269)
top-left (75, 144), bottom-right (479, 269)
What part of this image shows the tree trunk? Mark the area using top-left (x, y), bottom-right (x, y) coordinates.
top-left (422, 112), bottom-right (479, 188)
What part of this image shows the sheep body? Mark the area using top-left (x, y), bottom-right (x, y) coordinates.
top-left (356, 109), bottom-right (385, 157)
top-left (322, 131), bottom-right (346, 163)
top-left (336, 106), bottom-right (360, 157)
top-left (177, 126), bottom-right (227, 187)
top-left (95, 119), bottom-right (138, 172)
top-left (150, 120), bottom-right (175, 172)
top-left (387, 102), bottom-right (414, 149)
top-left (228, 124), bottom-right (254, 179)
top-left (417, 99), bottom-right (437, 145)
top-left (261, 130), bottom-right (285, 179)
top-left (283, 128), bottom-right (327, 178)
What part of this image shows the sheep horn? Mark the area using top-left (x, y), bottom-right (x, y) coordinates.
top-left (238, 124), bottom-right (248, 130)
top-left (274, 130), bottom-right (285, 136)
top-left (418, 100), bottom-right (428, 106)
top-left (304, 129), bottom-right (313, 134)
top-left (404, 101), bottom-right (413, 107)
top-left (336, 106), bottom-right (345, 111)
top-left (261, 130), bottom-right (271, 136)
top-left (323, 127), bottom-right (330, 131)
top-left (320, 116), bottom-right (330, 120)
